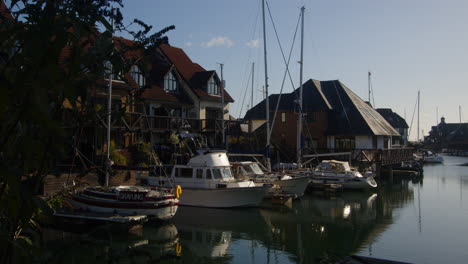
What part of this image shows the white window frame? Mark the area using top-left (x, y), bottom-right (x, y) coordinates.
top-left (104, 60), bottom-right (122, 81)
top-left (207, 77), bottom-right (220, 95)
top-left (130, 65), bottom-right (145, 87)
top-left (164, 71), bottom-right (178, 92)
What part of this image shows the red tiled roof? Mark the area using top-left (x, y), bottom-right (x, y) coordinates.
top-left (139, 85), bottom-right (192, 105)
top-left (159, 44), bottom-right (234, 103)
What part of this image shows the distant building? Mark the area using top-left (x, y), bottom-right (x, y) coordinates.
top-left (376, 108), bottom-right (409, 147)
top-left (426, 117), bottom-right (468, 150)
top-left (244, 79), bottom-right (399, 156)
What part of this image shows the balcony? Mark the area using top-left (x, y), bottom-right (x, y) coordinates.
top-left (123, 112), bottom-right (228, 133)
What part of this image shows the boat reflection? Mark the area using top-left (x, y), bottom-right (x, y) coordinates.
top-left (172, 206), bottom-right (269, 261)
top-left (42, 222), bottom-right (180, 263)
top-left (258, 182), bottom-right (414, 263)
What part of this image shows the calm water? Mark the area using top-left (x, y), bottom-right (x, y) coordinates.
top-left (43, 155), bottom-right (468, 264)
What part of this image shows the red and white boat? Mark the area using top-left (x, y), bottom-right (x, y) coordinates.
top-left (68, 186), bottom-right (180, 220)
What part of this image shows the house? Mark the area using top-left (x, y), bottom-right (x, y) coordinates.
top-left (90, 41), bottom-right (235, 148)
top-left (376, 108), bottom-right (409, 147)
top-left (244, 79), bottom-right (399, 157)
top-left (426, 117), bottom-right (468, 150)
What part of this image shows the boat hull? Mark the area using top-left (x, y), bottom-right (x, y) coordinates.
top-left (271, 176), bottom-right (311, 198)
top-left (311, 176), bottom-right (377, 190)
top-left (178, 187), bottom-right (269, 208)
top-left (68, 188), bottom-right (179, 220)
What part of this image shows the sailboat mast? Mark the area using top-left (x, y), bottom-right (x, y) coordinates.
top-left (251, 62), bottom-right (254, 110)
top-left (460, 105), bottom-right (462, 124)
top-left (296, 6), bottom-right (305, 168)
top-left (368, 72), bottom-right (371, 105)
top-left (105, 9), bottom-right (114, 187)
top-left (262, 0), bottom-right (271, 171)
top-left (417, 90), bottom-right (420, 142)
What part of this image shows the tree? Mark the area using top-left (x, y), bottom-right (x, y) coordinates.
top-left (0, 0), bottom-right (173, 262)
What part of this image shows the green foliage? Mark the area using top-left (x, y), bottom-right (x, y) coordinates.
top-left (128, 141), bottom-right (152, 167)
top-left (0, 0), bottom-right (174, 262)
top-left (169, 132), bottom-right (180, 145)
top-left (109, 140), bottom-right (128, 165)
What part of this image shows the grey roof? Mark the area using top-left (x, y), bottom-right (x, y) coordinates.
top-left (244, 79), bottom-right (399, 136)
top-left (376, 108), bottom-right (409, 129)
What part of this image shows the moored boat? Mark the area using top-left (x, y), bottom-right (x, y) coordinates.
top-left (312, 160), bottom-right (377, 190)
top-left (143, 152), bottom-right (269, 208)
top-left (68, 185), bottom-right (179, 220)
top-left (231, 161), bottom-right (311, 198)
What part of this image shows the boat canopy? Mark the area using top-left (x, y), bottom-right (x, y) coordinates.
top-left (317, 160), bottom-right (351, 172)
top-left (188, 152), bottom-right (231, 167)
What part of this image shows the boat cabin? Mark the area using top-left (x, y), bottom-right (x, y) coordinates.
top-left (231, 162), bottom-right (264, 179)
top-left (316, 160), bottom-right (352, 172)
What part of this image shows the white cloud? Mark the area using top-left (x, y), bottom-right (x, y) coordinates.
top-left (185, 42), bottom-right (193, 47)
top-left (246, 39), bottom-right (260, 48)
top-left (201, 36), bottom-right (234, 48)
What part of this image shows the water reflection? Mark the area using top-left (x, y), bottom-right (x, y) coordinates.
top-left (42, 172), bottom-right (420, 263)
top-left (42, 222), bottom-right (180, 263)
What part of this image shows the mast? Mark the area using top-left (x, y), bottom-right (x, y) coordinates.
top-left (460, 105), bottom-right (462, 124)
top-left (105, 9), bottom-right (114, 187)
top-left (368, 71), bottom-right (371, 105)
top-left (417, 90), bottom-right (420, 142)
top-left (251, 62), bottom-right (254, 110)
top-left (296, 6), bottom-right (305, 168)
top-left (218, 63), bottom-right (225, 148)
top-left (262, 0), bottom-right (271, 171)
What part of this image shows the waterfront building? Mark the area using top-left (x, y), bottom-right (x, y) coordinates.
top-left (426, 117), bottom-right (468, 151)
top-left (243, 79), bottom-right (399, 158)
top-left (376, 108), bottom-right (409, 147)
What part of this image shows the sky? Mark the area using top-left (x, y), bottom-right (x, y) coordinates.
top-left (118, 0), bottom-right (468, 141)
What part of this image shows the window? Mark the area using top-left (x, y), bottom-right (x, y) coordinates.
top-left (196, 169), bottom-right (204, 179)
top-left (164, 71), bottom-right (178, 92)
top-left (104, 60), bottom-right (122, 80)
top-left (207, 169), bottom-right (213, 179)
top-left (130, 65), bottom-right (145, 87)
top-left (281, 112), bottom-right (286, 123)
top-left (177, 168), bottom-right (193, 178)
top-left (207, 77), bottom-right (220, 95)
top-left (335, 137), bottom-right (355, 150)
top-left (212, 169), bottom-right (223, 179)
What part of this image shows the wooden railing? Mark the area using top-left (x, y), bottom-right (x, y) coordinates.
top-left (299, 147), bottom-right (415, 166)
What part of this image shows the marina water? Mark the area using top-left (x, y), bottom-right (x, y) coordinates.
top-left (43, 155), bottom-right (468, 263)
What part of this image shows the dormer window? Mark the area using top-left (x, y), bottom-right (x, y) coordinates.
top-left (104, 60), bottom-right (122, 81)
top-left (130, 65), bottom-right (145, 87)
top-left (208, 77), bottom-right (220, 95)
top-left (164, 71), bottom-right (178, 92)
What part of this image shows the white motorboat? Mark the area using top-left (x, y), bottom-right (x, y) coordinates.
top-left (312, 160), bottom-right (377, 190)
top-left (68, 186), bottom-right (179, 220)
top-left (143, 152), bottom-right (269, 208)
top-left (231, 161), bottom-right (310, 198)
top-left (422, 151), bottom-right (444, 163)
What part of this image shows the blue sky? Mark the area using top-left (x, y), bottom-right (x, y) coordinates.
top-left (120, 0), bottom-right (468, 141)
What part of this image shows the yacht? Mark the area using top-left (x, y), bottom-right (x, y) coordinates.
top-left (312, 160), bottom-right (377, 190)
top-left (143, 151), bottom-right (269, 208)
top-left (231, 161), bottom-right (311, 198)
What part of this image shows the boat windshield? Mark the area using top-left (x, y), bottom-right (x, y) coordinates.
top-left (319, 162), bottom-right (350, 172)
top-left (212, 168), bottom-right (233, 180)
top-left (250, 164), bottom-right (264, 175)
